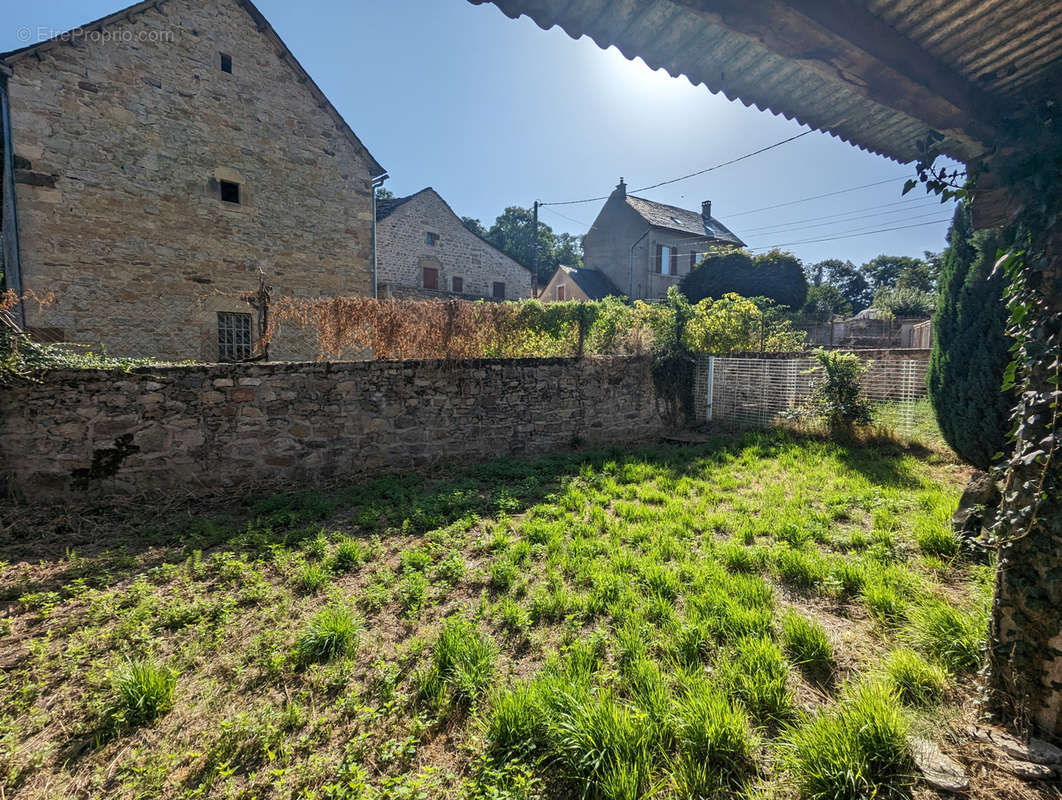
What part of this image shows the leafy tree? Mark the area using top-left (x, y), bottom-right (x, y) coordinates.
top-left (375, 187), bottom-right (394, 201)
top-left (461, 216), bottom-right (487, 238)
top-left (553, 232), bottom-right (584, 269)
top-left (681, 248), bottom-right (807, 310)
top-left (807, 259), bottom-right (872, 312)
top-left (871, 286), bottom-right (935, 317)
top-left (927, 203), bottom-right (1013, 470)
top-left (861, 254), bottom-right (926, 290)
top-left (802, 285), bottom-right (852, 317)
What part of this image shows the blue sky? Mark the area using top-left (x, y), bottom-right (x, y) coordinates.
top-left (3, 0), bottom-right (959, 267)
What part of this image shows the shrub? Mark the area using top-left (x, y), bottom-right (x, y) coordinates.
top-left (787, 682), bottom-right (913, 800)
top-left (680, 247), bottom-right (808, 311)
top-left (398, 571), bottom-right (429, 614)
top-left (927, 203), bottom-right (1013, 470)
top-left (881, 649), bottom-right (948, 706)
top-left (297, 605), bottom-right (361, 664)
top-left (110, 658), bottom-right (177, 727)
top-left (907, 600), bottom-right (984, 674)
top-left (809, 349), bottom-right (872, 433)
top-left (781, 612), bottom-right (834, 680)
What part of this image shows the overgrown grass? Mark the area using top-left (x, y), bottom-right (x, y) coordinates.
top-left (108, 658), bottom-right (178, 728)
top-left (787, 682), bottom-right (913, 800)
top-left (0, 431), bottom-right (993, 800)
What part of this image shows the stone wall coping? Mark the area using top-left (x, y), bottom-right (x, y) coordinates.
top-left (8, 354), bottom-right (651, 385)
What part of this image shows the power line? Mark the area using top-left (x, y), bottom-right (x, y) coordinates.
top-left (747, 217), bottom-right (953, 251)
top-left (737, 196), bottom-right (945, 233)
top-left (740, 201), bottom-right (947, 237)
top-left (540, 206), bottom-right (592, 228)
top-left (726, 176), bottom-right (912, 218)
top-left (540, 131), bottom-right (812, 207)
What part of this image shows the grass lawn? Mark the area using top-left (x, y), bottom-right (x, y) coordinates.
top-left (0, 431), bottom-right (1036, 799)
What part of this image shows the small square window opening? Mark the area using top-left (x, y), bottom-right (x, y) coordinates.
top-left (220, 52), bottom-right (232, 73)
top-left (451, 276), bottom-right (463, 293)
top-left (493, 282), bottom-right (506, 300)
top-left (426, 232), bottom-right (439, 246)
top-left (220, 180), bottom-right (240, 204)
top-left (218, 312), bottom-right (252, 361)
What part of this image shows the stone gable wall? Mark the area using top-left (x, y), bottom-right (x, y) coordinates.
top-left (0, 356), bottom-right (665, 499)
top-left (7, 0), bottom-right (378, 362)
top-left (377, 191), bottom-right (532, 300)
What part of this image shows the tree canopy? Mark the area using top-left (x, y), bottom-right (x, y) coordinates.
top-left (680, 248), bottom-right (807, 310)
top-left (461, 206), bottom-right (583, 286)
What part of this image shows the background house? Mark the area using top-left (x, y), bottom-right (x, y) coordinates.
top-left (539, 265), bottom-right (622, 302)
top-left (375, 188), bottom-right (532, 301)
top-left (582, 179), bottom-right (745, 301)
top-left (0, 0), bottom-right (385, 362)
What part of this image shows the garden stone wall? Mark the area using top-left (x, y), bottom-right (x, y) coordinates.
top-left (0, 357), bottom-right (665, 500)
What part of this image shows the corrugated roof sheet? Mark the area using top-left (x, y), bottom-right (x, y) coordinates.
top-left (470, 0), bottom-right (1061, 164)
top-left (625, 195), bottom-right (745, 246)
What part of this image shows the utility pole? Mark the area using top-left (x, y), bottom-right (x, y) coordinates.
top-left (531, 200), bottom-right (539, 297)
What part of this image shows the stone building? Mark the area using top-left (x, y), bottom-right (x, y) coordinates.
top-left (539, 265), bottom-right (621, 302)
top-left (375, 188), bottom-right (532, 301)
top-left (582, 179), bottom-right (745, 301)
top-left (0, 0), bottom-right (385, 362)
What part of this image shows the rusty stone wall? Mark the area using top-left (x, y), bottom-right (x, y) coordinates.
top-left (376, 190), bottom-right (532, 300)
top-left (6, 0), bottom-right (379, 362)
top-left (0, 356), bottom-right (665, 499)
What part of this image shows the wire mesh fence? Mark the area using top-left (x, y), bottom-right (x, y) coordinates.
top-left (694, 353), bottom-right (937, 443)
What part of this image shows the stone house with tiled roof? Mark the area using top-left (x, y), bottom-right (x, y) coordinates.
top-left (375, 188), bottom-right (532, 302)
top-left (582, 179), bottom-right (745, 301)
top-left (0, 0), bottom-right (385, 362)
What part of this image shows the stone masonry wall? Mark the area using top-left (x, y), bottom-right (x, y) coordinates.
top-left (0, 356), bottom-right (665, 500)
top-left (377, 190), bottom-right (532, 300)
top-left (7, 0), bottom-right (379, 362)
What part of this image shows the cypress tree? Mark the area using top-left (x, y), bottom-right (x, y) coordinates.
top-left (927, 203), bottom-right (1013, 470)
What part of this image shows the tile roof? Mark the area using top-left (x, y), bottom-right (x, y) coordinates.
top-left (374, 191), bottom-right (423, 222)
top-left (558, 266), bottom-right (622, 300)
top-left (625, 196), bottom-right (745, 247)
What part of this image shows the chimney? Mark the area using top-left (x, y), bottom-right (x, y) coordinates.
top-left (701, 200), bottom-right (712, 220)
top-left (616, 177), bottom-right (626, 197)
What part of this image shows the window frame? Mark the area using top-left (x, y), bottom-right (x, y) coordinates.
top-left (217, 311), bottom-right (252, 362)
top-left (451, 276), bottom-right (463, 294)
top-left (556, 284), bottom-right (566, 301)
top-left (492, 282), bottom-right (506, 300)
top-left (219, 52), bottom-right (233, 73)
top-left (422, 266), bottom-right (439, 290)
top-left (426, 232), bottom-right (439, 246)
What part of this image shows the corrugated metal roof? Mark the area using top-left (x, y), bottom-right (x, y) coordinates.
top-left (470, 0), bottom-right (1061, 164)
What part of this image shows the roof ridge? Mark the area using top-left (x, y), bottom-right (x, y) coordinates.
top-left (1, 0), bottom-right (385, 176)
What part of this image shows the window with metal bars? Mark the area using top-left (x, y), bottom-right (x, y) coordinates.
top-left (218, 312), bottom-right (252, 361)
